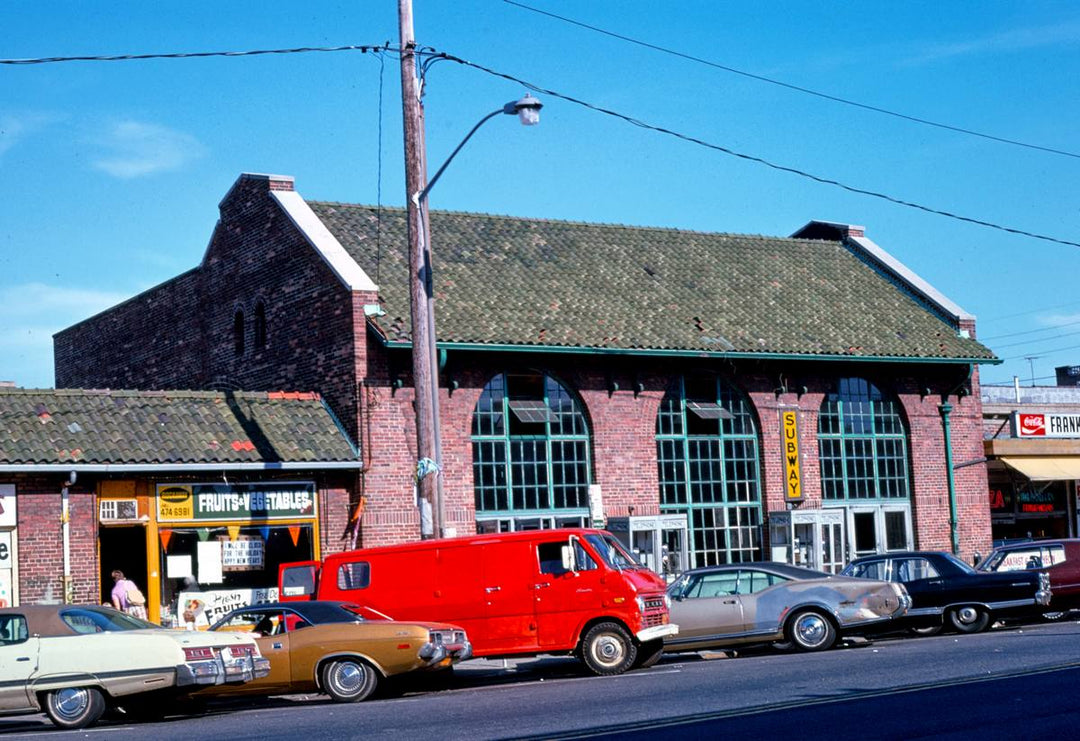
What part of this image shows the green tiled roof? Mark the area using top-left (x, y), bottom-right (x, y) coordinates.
top-left (0, 389), bottom-right (359, 466)
top-left (310, 203), bottom-right (995, 362)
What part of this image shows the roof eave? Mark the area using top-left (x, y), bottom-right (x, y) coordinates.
top-left (375, 335), bottom-right (1001, 365)
top-left (0, 461), bottom-right (364, 474)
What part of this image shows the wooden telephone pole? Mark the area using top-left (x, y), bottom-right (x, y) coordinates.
top-left (398, 0), bottom-right (443, 539)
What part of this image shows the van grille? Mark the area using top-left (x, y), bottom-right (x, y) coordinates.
top-left (642, 596), bottom-right (668, 627)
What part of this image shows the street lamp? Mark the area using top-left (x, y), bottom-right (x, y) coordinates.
top-left (408, 94), bottom-right (543, 539)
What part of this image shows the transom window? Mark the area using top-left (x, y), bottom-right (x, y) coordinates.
top-left (656, 376), bottom-right (763, 568)
top-left (818, 378), bottom-right (910, 500)
top-left (472, 373), bottom-right (592, 530)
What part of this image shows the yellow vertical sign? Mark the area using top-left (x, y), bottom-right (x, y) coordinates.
top-left (781, 410), bottom-right (803, 502)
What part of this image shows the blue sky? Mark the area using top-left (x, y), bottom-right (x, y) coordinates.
top-left (2, 1), bottom-right (1078, 389)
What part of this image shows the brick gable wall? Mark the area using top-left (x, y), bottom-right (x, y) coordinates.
top-left (55, 270), bottom-right (204, 390)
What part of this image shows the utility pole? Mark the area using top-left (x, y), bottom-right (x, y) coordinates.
top-left (398, 0), bottom-right (442, 539)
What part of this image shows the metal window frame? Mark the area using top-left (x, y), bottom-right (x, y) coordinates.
top-left (472, 373), bottom-right (592, 519)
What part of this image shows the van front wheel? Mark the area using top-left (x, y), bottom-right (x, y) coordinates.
top-left (580, 622), bottom-right (637, 676)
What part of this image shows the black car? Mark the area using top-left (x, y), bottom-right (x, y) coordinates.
top-left (842, 550), bottom-right (1051, 634)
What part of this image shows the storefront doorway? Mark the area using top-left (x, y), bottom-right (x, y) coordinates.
top-left (99, 525), bottom-right (148, 606)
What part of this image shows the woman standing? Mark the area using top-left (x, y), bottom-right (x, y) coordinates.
top-left (110, 569), bottom-right (148, 619)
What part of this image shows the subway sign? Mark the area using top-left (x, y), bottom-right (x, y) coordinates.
top-left (157, 482), bottom-right (317, 522)
top-left (781, 410), bottom-right (804, 502)
top-left (1012, 412), bottom-right (1080, 439)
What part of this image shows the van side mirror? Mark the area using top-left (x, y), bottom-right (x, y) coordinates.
top-left (561, 544), bottom-right (577, 572)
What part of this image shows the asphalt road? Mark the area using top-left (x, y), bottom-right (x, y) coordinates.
top-left (5, 621), bottom-right (1080, 740)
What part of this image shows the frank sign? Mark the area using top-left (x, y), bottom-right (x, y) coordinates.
top-left (781, 410), bottom-right (804, 502)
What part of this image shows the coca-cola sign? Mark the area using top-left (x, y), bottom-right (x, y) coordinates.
top-left (1013, 412), bottom-right (1080, 438)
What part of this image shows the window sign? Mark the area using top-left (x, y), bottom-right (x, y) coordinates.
top-left (157, 482), bottom-right (317, 522)
top-left (197, 541), bottom-right (224, 584)
top-left (220, 536), bottom-right (265, 571)
top-left (0, 485), bottom-right (15, 528)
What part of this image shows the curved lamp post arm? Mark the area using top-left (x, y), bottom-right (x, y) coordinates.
top-left (414, 94), bottom-right (542, 205)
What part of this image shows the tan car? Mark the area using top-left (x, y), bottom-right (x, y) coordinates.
top-left (664, 562), bottom-right (910, 653)
top-left (0, 605), bottom-right (268, 729)
top-left (198, 601), bottom-right (472, 702)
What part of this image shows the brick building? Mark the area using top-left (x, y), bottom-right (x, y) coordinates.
top-left (981, 369), bottom-right (1080, 543)
top-left (55, 173), bottom-right (998, 569)
top-left (0, 388), bottom-right (361, 621)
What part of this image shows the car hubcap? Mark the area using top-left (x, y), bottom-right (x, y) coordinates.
top-left (54, 688), bottom-right (90, 719)
top-left (593, 635), bottom-right (624, 665)
top-left (957, 607), bottom-right (979, 624)
top-left (796, 615), bottom-right (827, 646)
top-left (332, 663), bottom-right (364, 694)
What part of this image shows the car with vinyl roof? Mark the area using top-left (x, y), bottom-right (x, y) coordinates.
top-left (0, 604), bottom-right (268, 730)
top-left (842, 550), bottom-right (1051, 634)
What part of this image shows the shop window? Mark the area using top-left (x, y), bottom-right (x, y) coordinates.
top-left (254, 301), bottom-right (267, 350)
top-left (233, 309), bottom-right (245, 356)
top-left (160, 523), bottom-right (314, 626)
top-left (472, 372), bottom-right (593, 531)
top-left (818, 378), bottom-right (911, 501)
top-left (656, 376), bottom-right (763, 568)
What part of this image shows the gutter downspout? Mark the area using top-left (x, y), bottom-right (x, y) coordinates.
top-left (939, 403), bottom-right (960, 555)
top-left (61, 472), bottom-right (76, 603)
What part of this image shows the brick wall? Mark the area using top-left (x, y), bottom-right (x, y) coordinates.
top-left (55, 270), bottom-right (204, 390)
top-left (52, 173), bottom-right (994, 563)
top-left (10, 474), bottom-right (98, 605)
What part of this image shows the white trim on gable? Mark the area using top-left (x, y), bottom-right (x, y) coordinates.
top-left (270, 190), bottom-right (378, 292)
top-left (792, 220), bottom-right (974, 324)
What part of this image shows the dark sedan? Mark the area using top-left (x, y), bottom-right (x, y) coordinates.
top-left (842, 551), bottom-right (1051, 634)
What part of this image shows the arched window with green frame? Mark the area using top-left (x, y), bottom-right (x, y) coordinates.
top-left (818, 377), bottom-right (910, 501)
top-left (472, 372), bottom-right (593, 533)
top-left (656, 376), bottom-right (763, 567)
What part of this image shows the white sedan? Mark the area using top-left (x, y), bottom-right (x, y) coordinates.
top-left (0, 604), bottom-right (269, 729)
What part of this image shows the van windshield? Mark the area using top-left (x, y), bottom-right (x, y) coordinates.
top-left (584, 533), bottom-right (640, 571)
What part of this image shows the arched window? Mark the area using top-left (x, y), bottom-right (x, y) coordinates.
top-left (472, 372), bottom-right (592, 532)
top-left (233, 309), bottom-right (245, 356)
top-left (656, 376), bottom-right (762, 567)
top-left (253, 301), bottom-right (267, 350)
top-left (818, 378), bottom-right (910, 501)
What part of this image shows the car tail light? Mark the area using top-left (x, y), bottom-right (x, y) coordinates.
top-left (184, 647), bottom-right (217, 661)
top-left (228, 644), bottom-right (257, 658)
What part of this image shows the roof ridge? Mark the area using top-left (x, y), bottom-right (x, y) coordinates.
top-left (306, 200), bottom-right (830, 244)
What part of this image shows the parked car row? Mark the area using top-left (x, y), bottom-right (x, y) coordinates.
top-left (2, 534), bottom-right (1068, 730)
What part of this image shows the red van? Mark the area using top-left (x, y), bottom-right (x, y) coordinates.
top-left (278, 528), bottom-right (677, 675)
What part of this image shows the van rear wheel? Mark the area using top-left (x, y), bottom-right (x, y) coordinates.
top-left (580, 622), bottom-right (637, 676)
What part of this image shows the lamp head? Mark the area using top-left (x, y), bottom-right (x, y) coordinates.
top-left (507, 93), bottom-right (542, 126)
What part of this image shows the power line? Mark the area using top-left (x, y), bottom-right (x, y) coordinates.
top-left (0, 44), bottom-right (386, 65)
top-left (431, 50), bottom-right (1080, 250)
top-left (982, 300), bottom-right (1080, 321)
top-left (1004, 343), bottom-right (1080, 360)
top-left (991, 327), bottom-right (1080, 350)
top-left (7, 40), bottom-right (1079, 249)
top-left (981, 317), bottom-right (1080, 341)
top-left (502, 0), bottom-right (1080, 161)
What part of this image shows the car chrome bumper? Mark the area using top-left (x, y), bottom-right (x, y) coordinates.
top-left (419, 640), bottom-right (473, 667)
top-left (1036, 589), bottom-right (1053, 606)
top-left (637, 623), bottom-right (679, 643)
top-left (176, 655), bottom-right (270, 687)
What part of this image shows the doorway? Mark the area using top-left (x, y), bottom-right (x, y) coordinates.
top-left (99, 525), bottom-right (147, 605)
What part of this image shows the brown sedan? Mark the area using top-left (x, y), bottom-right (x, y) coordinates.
top-left (197, 601), bottom-right (471, 702)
